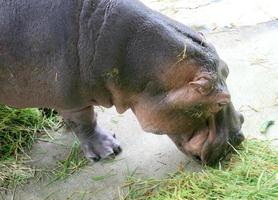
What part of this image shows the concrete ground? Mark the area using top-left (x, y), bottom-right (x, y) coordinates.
top-left (2, 0), bottom-right (278, 199)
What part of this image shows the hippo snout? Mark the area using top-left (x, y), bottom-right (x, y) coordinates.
top-left (236, 131), bottom-right (245, 143)
top-left (230, 113), bottom-right (245, 146)
top-left (239, 113), bottom-right (244, 124)
top-left (204, 110), bottom-right (245, 165)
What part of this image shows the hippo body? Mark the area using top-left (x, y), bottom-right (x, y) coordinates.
top-left (0, 0), bottom-right (244, 164)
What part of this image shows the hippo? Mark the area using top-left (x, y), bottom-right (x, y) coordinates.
top-left (0, 0), bottom-right (244, 165)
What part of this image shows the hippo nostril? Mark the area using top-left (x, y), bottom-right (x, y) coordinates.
top-left (192, 155), bottom-right (202, 163)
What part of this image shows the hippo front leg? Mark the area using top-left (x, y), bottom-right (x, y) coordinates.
top-left (61, 106), bottom-right (122, 161)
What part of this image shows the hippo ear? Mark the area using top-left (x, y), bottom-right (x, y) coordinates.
top-left (189, 78), bottom-right (212, 95)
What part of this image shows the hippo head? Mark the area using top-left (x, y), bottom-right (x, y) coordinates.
top-left (127, 31), bottom-right (244, 166)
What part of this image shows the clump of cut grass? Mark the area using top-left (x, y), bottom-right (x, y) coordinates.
top-left (0, 159), bottom-right (36, 190)
top-left (121, 140), bottom-right (278, 200)
top-left (50, 139), bottom-right (88, 183)
top-left (0, 106), bottom-right (61, 159)
top-left (0, 105), bottom-right (61, 190)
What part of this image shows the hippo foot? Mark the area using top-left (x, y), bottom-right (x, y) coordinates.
top-left (80, 127), bottom-right (122, 162)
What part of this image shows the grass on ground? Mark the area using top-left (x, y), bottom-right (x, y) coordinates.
top-left (50, 138), bottom-right (88, 183)
top-left (121, 139), bottom-right (278, 200)
top-left (0, 105), bottom-right (61, 190)
top-left (0, 105), bottom-right (90, 191)
top-left (1, 105), bottom-right (277, 200)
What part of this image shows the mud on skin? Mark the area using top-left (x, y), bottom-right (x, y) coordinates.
top-left (0, 0), bottom-right (244, 165)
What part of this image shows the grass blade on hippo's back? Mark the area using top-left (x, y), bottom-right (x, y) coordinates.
top-left (121, 139), bottom-right (278, 200)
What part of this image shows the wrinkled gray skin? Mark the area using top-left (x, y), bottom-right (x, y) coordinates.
top-left (0, 0), bottom-right (244, 165)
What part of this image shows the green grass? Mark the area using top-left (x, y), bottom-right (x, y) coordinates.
top-left (121, 140), bottom-right (278, 200)
top-left (0, 105), bottom-right (88, 190)
top-left (0, 105), bottom-right (61, 190)
top-left (0, 106), bottom-right (60, 159)
top-left (0, 158), bottom-right (41, 192)
top-left (50, 139), bottom-right (88, 183)
top-left (1, 105), bottom-right (277, 199)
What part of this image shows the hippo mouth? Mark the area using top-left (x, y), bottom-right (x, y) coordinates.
top-left (185, 116), bottom-right (218, 163)
top-left (167, 112), bottom-right (244, 165)
top-left (187, 116), bottom-right (244, 165)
